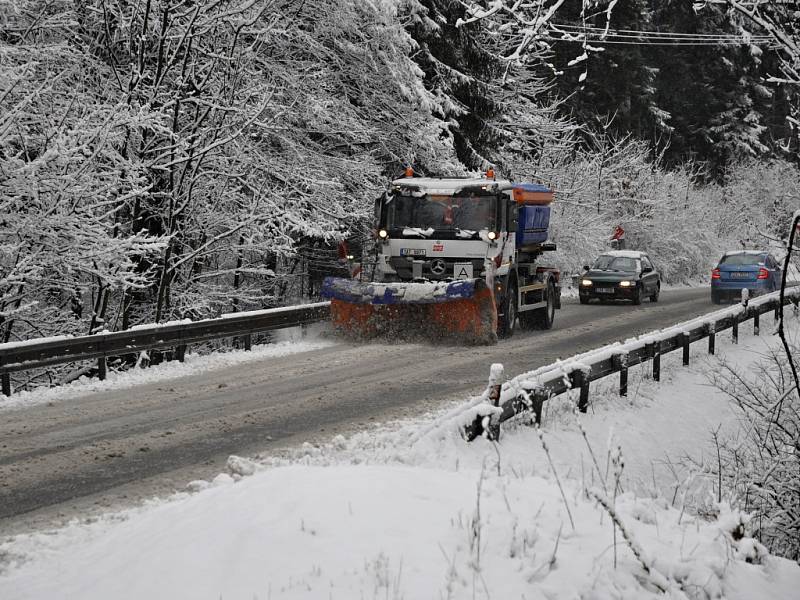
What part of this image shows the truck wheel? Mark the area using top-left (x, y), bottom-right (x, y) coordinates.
top-left (531, 280), bottom-right (555, 330)
top-left (579, 295), bottom-right (589, 305)
top-left (498, 280), bottom-right (517, 339)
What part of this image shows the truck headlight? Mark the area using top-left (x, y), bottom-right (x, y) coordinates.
top-left (487, 231), bottom-right (497, 241)
top-left (378, 229), bottom-right (388, 239)
top-left (581, 279), bottom-right (593, 287)
top-left (619, 280), bottom-right (633, 287)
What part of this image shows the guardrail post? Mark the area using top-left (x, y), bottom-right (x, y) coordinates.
top-left (732, 315), bottom-right (739, 344)
top-left (613, 353), bottom-right (628, 397)
top-left (645, 342), bottom-right (654, 379)
top-left (532, 388), bottom-right (546, 425)
top-left (98, 357), bottom-right (107, 381)
top-left (652, 341), bottom-right (661, 382)
top-left (1, 363), bottom-right (10, 396)
top-left (753, 310), bottom-right (759, 336)
top-left (244, 334), bottom-right (252, 351)
top-left (175, 344), bottom-right (187, 362)
top-left (774, 301), bottom-right (780, 321)
top-left (572, 369), bottom-right (589, 413)
top-left (682, 332), bottom-right (690, 366)
top-left (707, 323), bottom-right (715, 355)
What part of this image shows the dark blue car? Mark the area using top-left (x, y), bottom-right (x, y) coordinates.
top-left (711, 251), bottom-right (782, 304)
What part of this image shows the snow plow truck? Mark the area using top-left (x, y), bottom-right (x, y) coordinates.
top-left (321, 169), bottom-right (561, 344)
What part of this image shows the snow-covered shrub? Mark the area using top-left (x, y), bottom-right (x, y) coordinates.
top-left (708, 344), bottom-right (800, 561)
top-left (510, 134), bottom-right (800, 284)
top-left (521, 138), bottom-right (733, 284)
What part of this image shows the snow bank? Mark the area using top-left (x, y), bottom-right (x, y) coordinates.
top-left (5, 462), bottom-right (797, 600)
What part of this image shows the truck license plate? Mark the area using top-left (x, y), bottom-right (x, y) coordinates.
top-left (453, 262), bottom-right (473, 279)
top-left (596, 287), bottom-right (613, 294)
top-left (400, 248), bottom-right (426, 256)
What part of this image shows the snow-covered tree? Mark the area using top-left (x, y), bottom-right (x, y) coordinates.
top-left (700, 0), bottom-right (800, 157)
top-left (1, 0), bottom-right (462, 346)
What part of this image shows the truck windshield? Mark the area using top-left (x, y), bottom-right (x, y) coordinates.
top-left (387, 193), bottom-right (497, 232)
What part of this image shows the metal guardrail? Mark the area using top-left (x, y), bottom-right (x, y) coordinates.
top-left (466, 287), bottom-right (800, 441)
top-left (0, 302), bottom-right (331, 396)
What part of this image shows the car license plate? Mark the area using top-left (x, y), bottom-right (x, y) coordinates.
top-left (730, 272), bottom-right (750, 279)
top-left (596, 287), bottom-right (614, 294)
top-left (453, 262), bottom-right (473, 279)
top-left (400, 248), bottom-right (426, 256)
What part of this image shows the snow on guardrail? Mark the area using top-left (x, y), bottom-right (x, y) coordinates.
top-left (457, 285), bottom-right (800, 441)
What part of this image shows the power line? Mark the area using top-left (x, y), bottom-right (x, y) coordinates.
top-left (547, 36), bottom-right (778, 46)
top-left (548, 22), bottom-right (777, 47)
top-left (554, 23), bottom-right (773, 40)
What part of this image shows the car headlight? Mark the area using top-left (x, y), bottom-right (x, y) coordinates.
top-left (487, 231), bottom-right (498, 241)
top-left (619, 281), bottom-right (633, 287)
top-left (581, 279), bottom-right (593, 287)
top-left (378, 229), bottom-right (388, 239)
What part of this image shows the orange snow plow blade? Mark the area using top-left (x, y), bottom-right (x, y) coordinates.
top-left (321, 277), bottom-right (497, 344)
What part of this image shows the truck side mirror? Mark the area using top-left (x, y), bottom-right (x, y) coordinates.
top-left (583, 265), bottom-right (590, 272)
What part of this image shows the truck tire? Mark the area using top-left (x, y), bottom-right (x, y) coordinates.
top-left (650, 283), bottom-right (660, 302)
top-left (531, 279), bottom-right (555, 330)
top-left (498, 279), bottom-right (517, 339)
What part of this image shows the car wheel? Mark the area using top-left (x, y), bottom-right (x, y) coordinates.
top-left (632, 285), bottom-right (643, 305)
top-left (711, 291), bottom-right (721, 304)
top-left (498, 279), bottom-right (517, 339)
top-left (650, 283), bottom-right (660, 303)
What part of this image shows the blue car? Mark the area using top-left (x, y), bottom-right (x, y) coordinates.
top-left (711, 251), bottom-right (782, 304)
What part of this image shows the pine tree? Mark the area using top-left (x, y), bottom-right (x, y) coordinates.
top-left (548, 0), bottom-right (667, 147)
top-left (651, 0), bottom-right (775, 177)
top-left (404, 0), bottom-right (505, 171)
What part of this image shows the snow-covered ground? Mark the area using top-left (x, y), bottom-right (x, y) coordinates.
top-left (1, 311), bottom-right (799, 598)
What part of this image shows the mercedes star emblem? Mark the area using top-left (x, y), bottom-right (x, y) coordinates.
top-left (430, 259), bottom-right (446, 276)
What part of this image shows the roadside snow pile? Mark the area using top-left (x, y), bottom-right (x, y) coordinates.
top-left (1, 451), bottom-right (797, 599)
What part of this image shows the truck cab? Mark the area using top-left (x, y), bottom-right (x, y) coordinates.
top-left (373, 173), bottom-right (560, 337)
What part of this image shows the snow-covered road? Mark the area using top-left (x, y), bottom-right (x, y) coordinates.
top-left (1, 287), bottom-right (724, 531)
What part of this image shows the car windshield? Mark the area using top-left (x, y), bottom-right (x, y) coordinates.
top-left (387, 193), bottom-right (496, 232)
top-left (720, 254), bottom-right (765, 266)
top-left (592, 255), bottom-right (638, 272)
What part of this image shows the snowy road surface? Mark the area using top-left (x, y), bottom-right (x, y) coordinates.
top-left (1, 287), bottom-right (720, 530)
